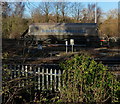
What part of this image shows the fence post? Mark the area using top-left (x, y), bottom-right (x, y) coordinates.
top-left (54, 69), bottom-right (57, 91)
top-left (46, 68), bottom-right (48, 89)
top-left (22, 65), bottom-right (25, 76)
top-left (14, 65), bottom-right (16, 78)
top-left (18, 65), bottom-right (21, 87)
top-left (29, 65), bottom-right (32, 90)
top-left (34, 65), bottom-right (37, 90)
top-left (58, 69), bottom-right (61, 91)
top-left (42, 67), bottom-right (44, 90)
top-left (9, 64), bottom-right (13, 79)
top-left (38, 67), bottom-right (41, 90)
top-left (22, 65), bottom-right (25, 87)
top-left (50, 68), bottom-right (52, 90)
top-left (25, 65), bottom-right (28, 86)
top-left (62, 70), bottom-right (65, 87)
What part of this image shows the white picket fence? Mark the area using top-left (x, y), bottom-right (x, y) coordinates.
top-left (3, 63), bottom-right (119, 92)
top-left (3, 64), bottom-right (63, 91)
top-left (107, 64), bottom-right (120, 71)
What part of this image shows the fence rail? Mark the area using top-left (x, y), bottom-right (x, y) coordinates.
top-left (3, 64), bottom-right (63, 91)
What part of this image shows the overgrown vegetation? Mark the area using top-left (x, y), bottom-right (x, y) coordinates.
top-left (2, 65), bottom-right (60, 104)
top-left (2, 53), bottom-right (120, 103)
top-left (2, 65), bottom-right (33, 104)
top-left (59, 54), bottom-right (119, 103)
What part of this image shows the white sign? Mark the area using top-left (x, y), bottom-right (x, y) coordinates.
top-left (70, 39), bottom-right (74, 45)
top-left (65, 41), bottom-right (68, 45)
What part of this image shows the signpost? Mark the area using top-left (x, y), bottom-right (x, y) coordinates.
top-left (70, 39), bottom-right (74, 53)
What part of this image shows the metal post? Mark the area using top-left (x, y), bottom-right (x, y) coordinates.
top-left (70, 39), bottom-right (74, 53)
top-left (72, 45), bottom-right (74, 53)
top-left (66, 45), bottom-right (68, 53)
top-left (65, 41), bottom-right (68, 53)
top-left (95, 2), bottom-right (97, 23)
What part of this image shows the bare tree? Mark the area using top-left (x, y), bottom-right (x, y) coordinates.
top-left (53, 2), bottom-right (61, 23)
top-left (2, 2), bottom-right (27, 38)
top-left (39, 2), bottom-right (51, 23)
top-left (59, 2), bottom-right (69, 22)
top-left (31, 7), bottom-right (43, 23)
top-left (12, 2), bottom-right (25, 17)
top-left (106, 9), bottom-right (118, 19)
top-left (80, 3), bottom-right (102, 23)
top-left (70, 2), bottom-right (83, 22)
top-left (87, 3), bottom-right (95, 22)
top-left (100, 9), bottom-right (118, 37)
top-left (96, 7), bottom-right (102, 23)
top-left (81, 8), bottom-right (88, 23)
top-left (2, 2), bottom-right (11, 18)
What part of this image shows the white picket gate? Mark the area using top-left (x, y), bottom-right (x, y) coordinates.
top-left (3, 64), bottom-right (63, 91)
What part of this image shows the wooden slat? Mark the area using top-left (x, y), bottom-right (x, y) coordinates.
top-left (38, 67), bottom-right (41, 90)
top-left (3, 64), bottom-right (62, 91)
top-left (50, 68), bottom-right (52, 90)
top-left (54, 69), bottom-right (57, 90)
top-left (46, 68), bottom-right (48, 89)
top-left (42, 68), bottom-right (44, 90)
top-left (58, 69), bottom-right (61, 91)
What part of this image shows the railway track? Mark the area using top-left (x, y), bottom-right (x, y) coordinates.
top-left (3, 39), bottom-right (120, 72)
top-left (3, 57), bottom-right (120, 71)
top-left (95, 58), bottom-right (120, 64)
top-left (94, 58), bottom-right (120, 71)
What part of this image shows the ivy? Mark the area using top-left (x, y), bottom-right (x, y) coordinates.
top-left (59, 54), bottom-right (119, 103)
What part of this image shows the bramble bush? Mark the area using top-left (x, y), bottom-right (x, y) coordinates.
top-left (59, 54), bottom-right (119, 103)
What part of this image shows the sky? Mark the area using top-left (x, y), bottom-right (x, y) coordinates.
top-left (95, 2), bottom-right (118, 12)
top-left (24, 2), bottom-right (118, 18)
top-left (2, 0), bottom-right (120, 2)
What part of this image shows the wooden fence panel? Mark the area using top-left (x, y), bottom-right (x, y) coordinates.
top-left (3, 64), bottom-right (62, 91)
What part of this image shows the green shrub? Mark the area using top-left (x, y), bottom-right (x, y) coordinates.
top-left (60, 54), bottom-right (119, 103)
